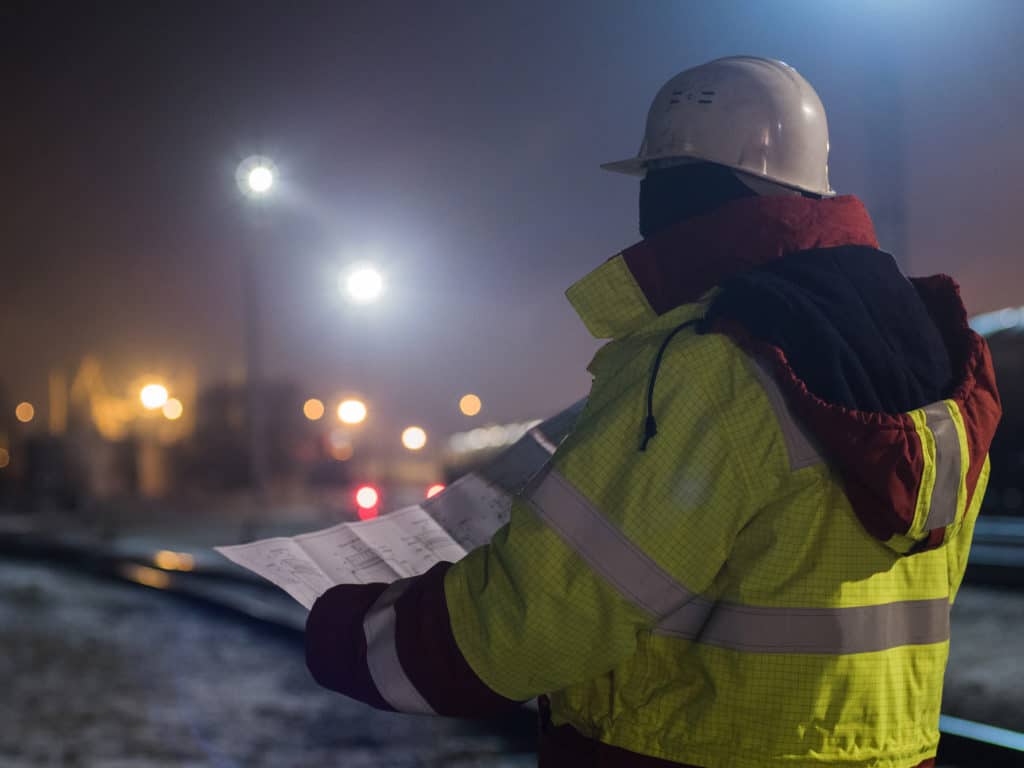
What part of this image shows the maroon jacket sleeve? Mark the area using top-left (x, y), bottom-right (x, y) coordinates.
top-left (304, 580), bottom-right (394, 710)
top-left (305, 562), bottom-right (523, 717)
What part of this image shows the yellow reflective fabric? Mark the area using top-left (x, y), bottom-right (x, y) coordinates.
top-left (444, 259), bottom-right (985, 768)
top-left (564, 255), bottom-right (658, 340)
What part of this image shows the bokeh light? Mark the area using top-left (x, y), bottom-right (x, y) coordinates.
top-left (401, 426), bottom-right (427, 451)
top-left (153, 550), bottom-right (195, 571)
top-left (303, 398), bottom-right (325, 421)
top-left (162, 398), bottom-right (183, 420)
top-left (140, 384), bottom-right (169, 410)
top-left (337, 399), bottom-right (367, 425)
top-left (121, 563), bottom-right (170, 590)
top-left (355, 485), bottom-right (379, 510)
top-left (328, 430), bottom-right (354, 461)
top-left (15, 402), bottom-right (35, 423)
top-left (0, 448), bottom-right (9, 468)
top-left (459, 394), bottom-right (482, 416)
top-left (426, 483), bottom-right (446, 498)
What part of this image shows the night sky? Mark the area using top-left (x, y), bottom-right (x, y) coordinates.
top-left (4, 1), bottom-right (1023, 439)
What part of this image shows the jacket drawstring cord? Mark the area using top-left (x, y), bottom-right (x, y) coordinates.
top-left (640, 318), bottom-right (704, 451)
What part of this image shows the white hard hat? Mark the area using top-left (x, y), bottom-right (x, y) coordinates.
top-left (603, 56), bottom-right (834, 197)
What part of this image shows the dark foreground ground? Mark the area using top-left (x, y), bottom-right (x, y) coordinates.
top-left (1, 559), bottom-right (1021, 767)
top-left (0, 561), bottom-right (535, 768)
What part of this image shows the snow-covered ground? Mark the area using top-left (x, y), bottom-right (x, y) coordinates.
top-left (2, 558), bottom-right (1021, 767)
top-left (0, 561), bottom-right (535, 768)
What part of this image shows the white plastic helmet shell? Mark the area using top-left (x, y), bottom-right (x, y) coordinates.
top-left (603, 56), bottom-right (834, 197)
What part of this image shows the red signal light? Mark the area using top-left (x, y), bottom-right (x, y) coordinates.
top-left (355, 485), bottom-right (379, 510)
top-left (426, 483), bottom-right (445, 499)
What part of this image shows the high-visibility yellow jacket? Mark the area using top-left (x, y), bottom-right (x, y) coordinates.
top-left (306, 195), bottom-right (1001, 768)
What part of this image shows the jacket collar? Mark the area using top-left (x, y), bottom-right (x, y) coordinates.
top-left (567, 194), bottom-right (879, 340)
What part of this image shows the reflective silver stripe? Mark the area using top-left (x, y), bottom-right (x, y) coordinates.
top-left (479, 436), bottom-right (552, 496)
top-left (657, 597), bottom-right (950, 654)
top-left (363, 579), bottom-right (437, 714)
top-left (654, 596), bottom-right (716, 637)
top-left (750, 358), bottom-right (824, 471)
top-left (527, 470), bottom-right (701, 618)
top-left (923, 402), bottom-right (962, 530)
top-left (476, 398), bottom-right (585, 495)
top-left (529, 427), bottom-right (558, 456)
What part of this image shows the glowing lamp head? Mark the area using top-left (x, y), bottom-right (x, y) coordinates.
top-left (236, 155), bottom-right (277, 198)
top-left (140, 384), bottom-right (169, 410)
top-left (426, 483), bottom-right (445, 499)
top-left (344, 266), bottom-right (384, 304)
top-left (247, 165), bottom-right (274, 194)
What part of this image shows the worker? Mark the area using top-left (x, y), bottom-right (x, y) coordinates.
top-left (305, 56), bottom-right (1001, 767)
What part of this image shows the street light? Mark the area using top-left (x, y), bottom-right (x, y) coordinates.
top-left (236, 155), bottom-right (276, 198)
top-left (342, 264), bottom-right (384, 304)
top-left (247, 165), bottom-right (273, 194)
top-left (235, 154), bottom-right (278, 506)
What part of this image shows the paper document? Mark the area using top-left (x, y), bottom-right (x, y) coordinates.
top-left (215, 398), bottom-right (586, 609)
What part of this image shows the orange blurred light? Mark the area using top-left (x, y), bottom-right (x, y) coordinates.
top-left (120, 564), bottom-right (170, 589)
top-left (327, 430), bottom-right (354, 461)
top-left (331, 443), bottom-right (354, 461)
top-left (355, 485), bottom-right (379, 510)
top-left (426, 483), bottom-right (445, 498)
top-left (162, 398), bottom-right (183, 420)
top-left (153, 550), bottom-right (195, 571)
top-left (303, 398), bottom-right (325, 420)
top-left (15, 402), bottom-right (35, 423)
top-left (459, 394), bottom-right (482, 416)
top-left (175, 552), bottom-right (195, 571)
top-left (0, 448), bottom-right (9, 469)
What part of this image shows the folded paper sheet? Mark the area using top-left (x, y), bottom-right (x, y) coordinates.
top-left (215, 399), bottom-right (585, 608)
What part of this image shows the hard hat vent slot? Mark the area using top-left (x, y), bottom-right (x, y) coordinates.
top-left (698, 90), bottom-right (715, 104)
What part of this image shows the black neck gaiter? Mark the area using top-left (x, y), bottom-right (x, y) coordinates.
top-left (639, 162), bottom-right (758, 239)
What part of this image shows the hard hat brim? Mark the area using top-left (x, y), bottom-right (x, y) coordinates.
top-left (601, 153), bottom-right (835, 197)
top-left (600, 157), bottom-right (647, 176)
top-left (600, 154), bottom-right (704, 177)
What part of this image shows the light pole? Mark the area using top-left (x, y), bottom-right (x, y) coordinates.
top-left (233, 155), bottom-right (386, 512)
top-left (237, 156), bottom-right (275, 505)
